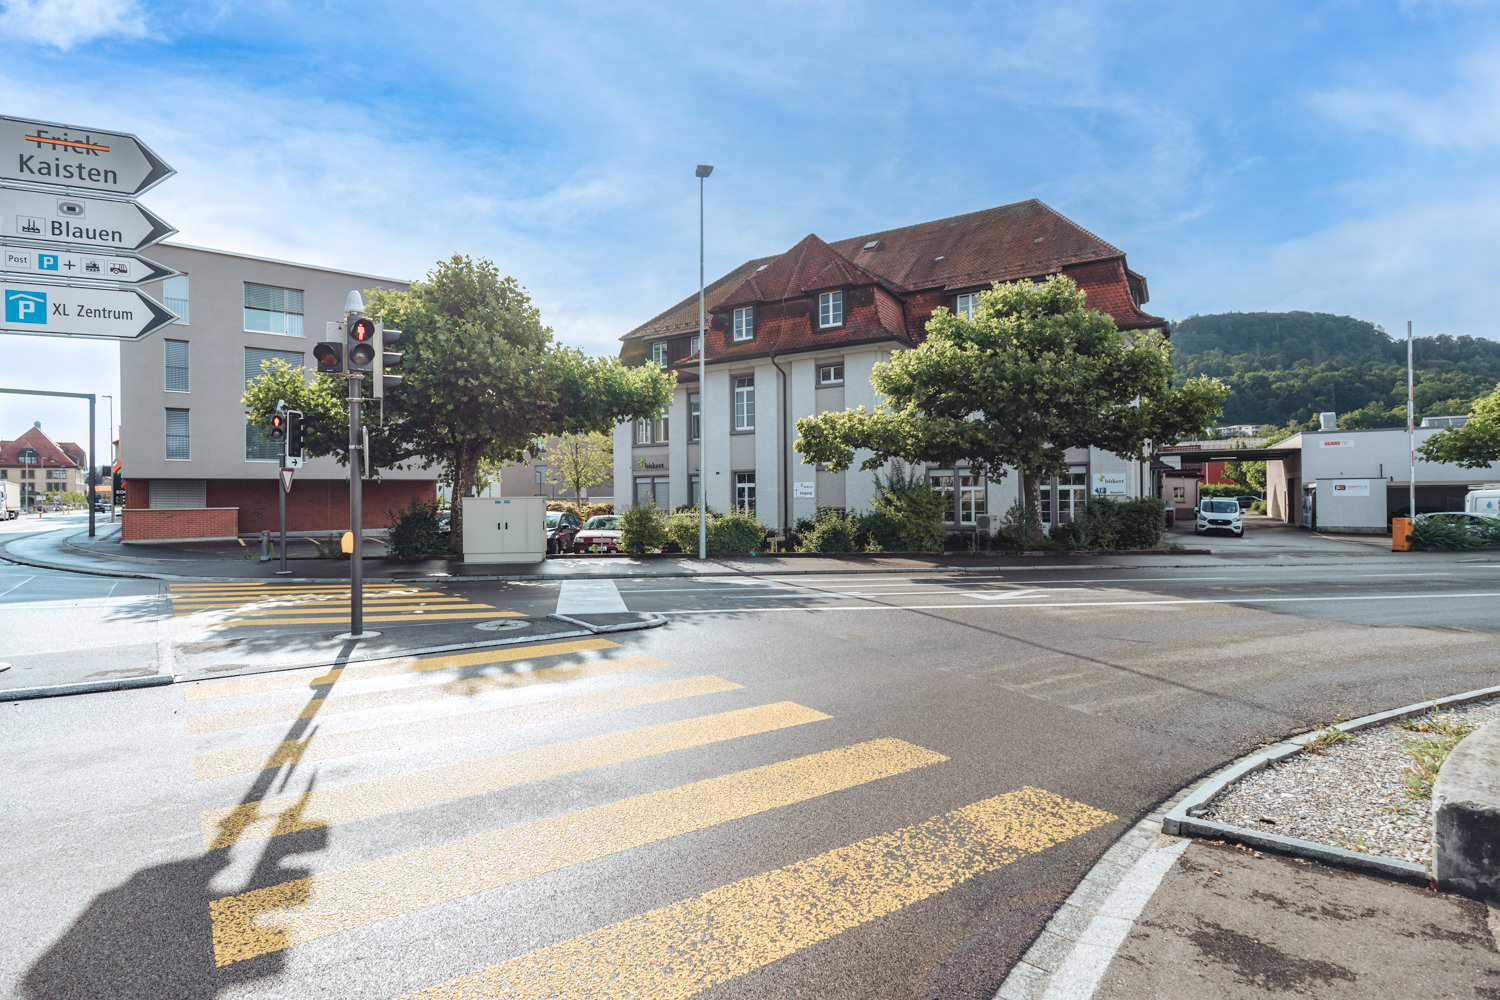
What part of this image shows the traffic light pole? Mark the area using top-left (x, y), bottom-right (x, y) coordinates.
top-left (276, 437), bottom-right (290, 576)
top-left (348, 371), bottom-right (364, 637)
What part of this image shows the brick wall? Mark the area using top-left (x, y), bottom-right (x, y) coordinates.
top-left (122, 507), bottom-right (238, 543)
top-left (206, 478), bottom-right (436, 534)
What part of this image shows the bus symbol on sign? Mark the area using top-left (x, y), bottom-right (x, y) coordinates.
top-left (5, 289), bottom-right (47, 324)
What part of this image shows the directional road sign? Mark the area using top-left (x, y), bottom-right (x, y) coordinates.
top-left (0, 116), bottom-right (174, 197)
top-left (1, 282), bottom-right (176, 340)
top-left (1, 241), bottom-right (177, 286)
top-left (1, 185), bottom-right (175, 253)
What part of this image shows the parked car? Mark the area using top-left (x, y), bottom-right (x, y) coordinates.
top-left (572, 515), bottom-right (623, 553)
top-left (545, 510), bottom-right (583, 554)
top-left (1234, 495), bottom-right (1263, 510)
top-left (1195, 498), bottom-right (1244, 537)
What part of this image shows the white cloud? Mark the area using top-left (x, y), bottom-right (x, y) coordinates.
top-left (0, 0), bottom-right (149, 50)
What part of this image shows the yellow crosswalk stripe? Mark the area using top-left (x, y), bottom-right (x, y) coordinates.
top-left (398, 788), bottom-right (1117, 1000)
top-left (169, 583), bottom-right (516, 630)
top-left (175, 603), bottom-right (489, 617)
top-left (187, 653), bottom-right (673, 734)
top-left (171, 596), bottom-right (475, 608)
top-left (202, 610), bottom-right (519, 627)
top-left (181, 637), bottom-right (619, 702)
top-left (199, 701), bottom-right (831, 849)
top-left (192, 675), bottom-right (742, 780)
top-left (208, 737), bottom-right (948, 965)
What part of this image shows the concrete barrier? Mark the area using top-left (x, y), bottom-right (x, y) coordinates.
top-left (1434, 720), bottom-right (1500, 903)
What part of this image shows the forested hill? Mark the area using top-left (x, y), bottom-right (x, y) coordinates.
top-left (1169, 311), bottom-right (1500, 429)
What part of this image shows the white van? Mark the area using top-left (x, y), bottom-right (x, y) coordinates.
top-left (1196, 497), bottom-right (1244, 537)
top-left (1465, 486), bottom-right (1500, 517)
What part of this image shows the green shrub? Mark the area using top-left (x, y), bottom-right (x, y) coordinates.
top-left (386, 499), bottom-right (451, 559)
top-left (665, 511), bottom-right (702, 553)
top-left (708, 512), bottom-right (766, 553)
top-left (797, 509), bottom-right (860, 552)
top-left (1048, 519), bottom-right (1091, 549)
top-left (857, 509), bottom-right (903, 552)
top-left (1250, 500), bottom-right (1267, 514)
top-left (995, 503), bottom-right (1042, 549)
top-left (1410, 515), bottom-right (1500, 550)
top-left (871, 461), bottom-right (947, 552)
top-left (620, 503), bottom-right (668, 554)
top-left (1115, 497), bottom-right (1166, 548)
top-left (1198, 484), bottom-right (1246, 499)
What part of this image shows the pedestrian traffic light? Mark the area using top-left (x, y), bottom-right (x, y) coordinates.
top-left (313, 341), bottom-right (344, 373)
top-left (374, 323), bottom-right (402, 399)
top-left (269, 409), bottom-right (287, 443)
top-left (347, 314), bottom-right (377, 371)
top-left (286, 410), bottom-right (304, 460)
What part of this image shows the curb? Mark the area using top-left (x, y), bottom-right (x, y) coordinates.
top-left (2, 673), bottom-right (174, 702)
top-left (1161, 680), bottom-right (1500, 885)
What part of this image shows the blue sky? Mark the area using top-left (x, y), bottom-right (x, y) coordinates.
top-left (1, 0), bottom-right (1496, 457)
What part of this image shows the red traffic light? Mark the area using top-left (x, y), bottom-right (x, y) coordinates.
top-left (269, 412), bottom-right (286, 442)
top-left (350, 318), bottom-right (375, 342)
top-left (347, 314), bottom-right (377, 369)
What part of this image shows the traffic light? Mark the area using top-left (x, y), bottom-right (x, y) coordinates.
top-left (347, 314), bottom-right (377, 371)
top-left (269, 409), bottom-right (287, 443)
top-left (313, 341), bottom-right (344, 373)
top-left (374, 322), bottom-right (402, 399)
top-left (286, 410), bottom-right (305, 460)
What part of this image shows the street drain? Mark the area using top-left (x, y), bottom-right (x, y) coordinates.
top-left (474, 620), bottom-right (530, 631)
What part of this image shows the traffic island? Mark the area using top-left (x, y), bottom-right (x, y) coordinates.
top-left (1433, 720), bottom-right (1500, 904)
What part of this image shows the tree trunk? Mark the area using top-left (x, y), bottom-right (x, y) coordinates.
top-left (1020, 468), bottom-right (1045, 546)
top-left (450, 447), bottom-right (478, 557)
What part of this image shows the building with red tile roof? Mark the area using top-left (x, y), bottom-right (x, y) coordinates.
top-left (613, 200), bottom-right (1165, 533)
top-left (0, 423), bottom-right (89, 510)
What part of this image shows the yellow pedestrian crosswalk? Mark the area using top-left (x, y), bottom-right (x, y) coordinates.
top-left (169, 581), bottom-right (518, 630)
top-left (181, 633), bottom-right (1119, 995)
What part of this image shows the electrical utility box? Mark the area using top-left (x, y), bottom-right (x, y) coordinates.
top-left (461, 496), bottom-right (546, 564)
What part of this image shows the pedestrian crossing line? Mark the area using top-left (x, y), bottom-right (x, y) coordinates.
top-left (198, 701), bottom-right (832, 850)
top-left (186, 653), bottom-right (675, 734)
top-left (192, 676), bottom-right (743, 781)
top-left (397, 788), bottom-right (1117, 1000)
top-left (173, 599), bottom-right (478, 614)
top-left (193, 610), bottom-right (521, 627)
top-left (208, 737), bottom-right (948, 966)
top-left (169, 582), bottom-right (513, 630)
top-left (181, 637), bottom-right (620, 702)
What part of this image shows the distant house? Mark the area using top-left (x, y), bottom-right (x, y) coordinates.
top-left (0, 423), bottom-right (87, 510)
top-left (614, 200), bottom-right (1166, 533)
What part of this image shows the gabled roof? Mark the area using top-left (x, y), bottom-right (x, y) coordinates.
top-left (717, 233), bottom-right (899, 308)
top-left (0, 425), bottom-right (87, 469)
top-left (622, 256), bottom-right (773, 344)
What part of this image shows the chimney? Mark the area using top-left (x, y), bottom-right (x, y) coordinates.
top-left (1319, 411), bottom-right (1337, 431)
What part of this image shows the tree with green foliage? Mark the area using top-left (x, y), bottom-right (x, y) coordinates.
top-left (794, 276), bottom-right (1228, 541)
top-left (1418, 382), bottom-right (1500, 468)
top-left (543, 431), bottom-right (613, 501)
top-left (244, 255), bottom-right (673, 552)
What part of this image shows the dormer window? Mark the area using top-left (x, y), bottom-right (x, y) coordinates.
top-left (955, 293), bottom-right (978, 320)
top-left (733, 306), bottom-right (754, 342)
top-left (818, 290), bottom-right (844, 329)
top-left (650, 340), bottom-right (668, 367)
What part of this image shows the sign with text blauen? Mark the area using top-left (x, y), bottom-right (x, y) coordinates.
top-left (1, 281), bottom-right (177, 340)
top-left (0, 116), bottom-right (174, 197)
top-left (1, 185), bottom-right (176, 253)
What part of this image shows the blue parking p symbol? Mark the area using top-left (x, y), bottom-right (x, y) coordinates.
top-left (38, 254), bottom-right (59, 271)
top-left (5, 290), bottom-right (47, 324)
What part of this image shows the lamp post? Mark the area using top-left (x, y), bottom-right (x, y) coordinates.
top-left (101, 394), bottom-right (114, 522)
top-left (696, 164), bottom-right (713, 560)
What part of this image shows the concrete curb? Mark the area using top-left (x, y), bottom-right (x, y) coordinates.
top-left (1161, 680), bottom-right (1500, 885)
top-left (2, 673), bottom-right (174, 702)
top-left (549, 612), bottom-right (668, 634)
top-left (1432, 719), bottom-right (1500, 904)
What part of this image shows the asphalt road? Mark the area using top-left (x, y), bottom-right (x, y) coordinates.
top-left (5, 534), bottom-right (1500, 999)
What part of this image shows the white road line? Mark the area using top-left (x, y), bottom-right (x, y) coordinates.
top-left (556, 579), bottom-right (628, 614)
top-left (657, 590), bottom-right (1500, 615)
top-left (0, 574), bottom-right (36, 599)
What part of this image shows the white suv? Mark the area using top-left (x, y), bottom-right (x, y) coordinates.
top-left (1196, 498), bottom-right (1244, 537)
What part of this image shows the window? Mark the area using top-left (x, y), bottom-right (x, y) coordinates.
top-left (733, 306), bottom-right (754, 342)
top-left (818, 363), bottom-right (844, 386)
top-left (690, 335), bottom-right (700, 355)
top-left (164, 339), bottom-right (189, 392)
top-left (689, 473), bottom-right (701, 507)
top-left (635, 409), bottom-right (669, 445)
top-left (245, 348), bottom-right (305, 461)
top-left (734, 376), bottom-right (755, 431)
top-left (165, 408), bottom-right (190, 460)
top-left (46, 469), bottom-right (68, 480)
top-left (0, 470), bottom-right (7, 479)
top-left (689, 393), bottom-right (701, 441)
top-left (18, 449), bottom-right (38, 466)
top-left (655, 409), bottom-right (669, 443)
top-left (734, 472), bottom-right (756, 515)
top-left (634, 476), bottom-right (669, 509)
top-left (1041, 467), bottom-right (1088, 524)
top-left (955, 293), bottom-right (978, 320)
top-left (635, 419), bottom-right (652, 445)
top-left (928, 472), bottom-right (954, 521)
top-left (650, 340), bottom-right (668, 367)
top-left (163, 274), bottom-right (189, 324)
top-left (244, 283), bottom-right (305, 337)
top-left (958, 474), bottom-right (986, 524)
top-left (818, 291), bottom-right (843, 328)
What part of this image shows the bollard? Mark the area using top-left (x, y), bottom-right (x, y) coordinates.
top-left (1391, 517), bottom-right (1412, 552)
top-left (260, 529), bottom-right (272, 561)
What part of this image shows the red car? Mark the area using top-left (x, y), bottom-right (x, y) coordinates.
top-left (572, 515), bottom-right (623, 553)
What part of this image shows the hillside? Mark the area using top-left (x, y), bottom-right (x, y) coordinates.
top-left (1169, 311), bottom-right (1500, 429)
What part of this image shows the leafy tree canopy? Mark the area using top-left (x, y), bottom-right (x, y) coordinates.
top-left (1418, 382), bottom-right (1500, 468)
top-left (245, 255), bottom-right (673, 550)
top-left (794, 276), bottom-right (1227, 527)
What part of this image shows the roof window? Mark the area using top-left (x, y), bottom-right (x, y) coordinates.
top-left (933, 255), bottom-right (945, 261)
top-left (862, 240), bottom-right (881, 251)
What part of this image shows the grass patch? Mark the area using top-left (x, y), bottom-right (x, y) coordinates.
top-left (1303, 723), bottom-right (1353, 754)
top-left (1399, 707), bottom-right (1475, 740)
top-left (1335, 831), bottom-right (1372, 854)
top-left (1403, 731), bottom-right (1473, 800)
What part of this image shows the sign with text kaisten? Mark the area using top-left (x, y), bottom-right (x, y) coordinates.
top-left (0, 116), bottom-right (174, 197)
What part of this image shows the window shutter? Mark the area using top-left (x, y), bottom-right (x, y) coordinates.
top-left (244, 347), bottom-right (305, 386)
top-left (149, 479), bottom-right (206, 508)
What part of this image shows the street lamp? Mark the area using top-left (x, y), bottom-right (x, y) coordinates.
top-left (696, 164), bottom-right (713, 560)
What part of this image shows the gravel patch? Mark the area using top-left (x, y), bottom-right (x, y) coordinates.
top-left (1201, 697), bottom-right (1500, 872)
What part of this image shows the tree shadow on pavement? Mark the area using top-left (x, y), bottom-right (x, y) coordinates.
top-left (20, 643), bottom-right (355, 999)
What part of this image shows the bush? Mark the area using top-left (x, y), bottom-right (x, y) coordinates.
top-left (871, 461), bottom-right (947, 552)
top-left (386, 499), bottom-right (451, 559)
top-left (666, 511), bottom-right (701, 553)
top-left (548, 500), bottom-right (614, 520)
top-left (1250, 500), bottom-right (1267, 514)
top-left (995, 503), bottom-right (1042, 549)
top-left (1115, 497), bottom-right (1166, 549)
top-left (1047, 519), bottom-right (1091, 549)
top-left (1411, 515), bottom-right (1500, 550)
top-left (708, 512), bottom-right (766, 553)
top-left (797, 509), bottom-right (861, 552)
top-left (857, 509), bottom-right (902, 552)
top-left (1198, 484), bottom-right (1246, 499)
top-left (620, 504), bottom-right (668, 554)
